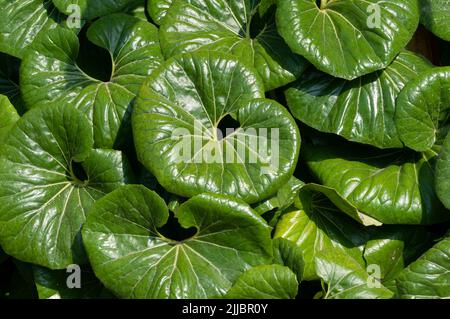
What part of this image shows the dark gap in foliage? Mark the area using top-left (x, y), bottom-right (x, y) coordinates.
top-left (158, 211), bottom-right (197, 242)
top-left (76, 25), bottom-right (112, 82)
top-left (247, 6), bottom-right (276, 39)
top-left (70, 161), bottom-right (88, 183)
top-left (315, 0), bottom-right (322, 8)
top-left (216, 114), bottom-right (240, 140)
top-left (297, 280), bottom-right (323, 299)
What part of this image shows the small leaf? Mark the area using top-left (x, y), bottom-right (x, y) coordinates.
top-left (396, 67), bottom-right (450, 152)
top-left (437, 134), bottom-right (450, 209)
top-left (225, 265), bottom-right (298, 299)
top-left (315, 249), bottom-right (394, 299)
top-left (396, 236), bottom-right (450, 299)
top-left (0, 95), bottom-right (19, 143)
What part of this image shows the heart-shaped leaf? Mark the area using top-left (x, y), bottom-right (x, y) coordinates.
top-left (21, 13), bottom-right (164, 149)
top-left (82, 185), bottom-right (273, 299)
top-left (225, 264), bottom-right (298, 299)
top-left (285, 51), bottom-right (432, 149)
top-left (304, 143), bottom-right (449, 225)
top-left (315, 249), bottom-right (394, 299)
top-left (133, 51), bottom-right (300, 204)
top-left (52, 0), bottom-right (143, 20)
top-left (0, 95), bottom-right (19, 143)
top-left (159, 0), bottom-right (308, 90)
top-left (0, 103), bottom-right (132, 269)
top-left (395, 235), bottom-right (450, 299)
top-left (396, 67), bottom-right (450, 152)
top-left (276, 0), bottom-right (419, 80)
top-left (419, 0), bottom-right (450, 41)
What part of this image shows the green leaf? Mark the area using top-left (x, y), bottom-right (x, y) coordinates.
top-left (133, 51), bottom-right (300, 204)
top-left (302, 183), bottom-right (382, 226)
top-left (396, 67), bottom-right (450, 152)
top-left (272, 238), bottom-right (304, 281)
top-left (364, 226), bottom-right (432, 283)
top-left (304, 143), bottom-right (449, 225)
top-left (33, 265), bottom-right (113, 299)
top-left (225, 265), bottom-right (298, 299)
top-left (437, 134), bottom-right (450, 209)
top-left (159, 0), bottom-right (308, 90)
top-left (259, 0), bottom-right (276, 16)
top-left (21, 13), bottom-right (164, 149)
top-left (254, 176), bottom-right (304, 218)
top-left (419, 0), bottom-right (450, 41)
top-left (0, 53), bottom-right (25, 114)
top-left (274, 190), bottom-right (369, 281)
top-left (285, 51), bottom-right (432, 149)
top-left (83, 185), bottom-right (273, 299)
top-left (128, 4), bottom-right (147, 20)
top-left (0, 95), bottom-right (19, 143)
top-left (315, 249), bottom-right (394, 299)
top-left (52, 0), bottom-right (144, 20)
top-left (0, 103), bottom-right (131, 269)
top-left (147, 0), bottom-right (174, 24)
top-left (0, 0), bottom-right (68, 59)
top-left (396, 236), bottom-right (450, 299)
top-left (276, 0), bottom-right (419, 80)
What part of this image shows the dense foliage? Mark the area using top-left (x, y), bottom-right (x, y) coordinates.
top-left (0, 0), bottom-right (449, 299)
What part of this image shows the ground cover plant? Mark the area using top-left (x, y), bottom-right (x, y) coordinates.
top-left (0, 0), bottom-right (449, 299)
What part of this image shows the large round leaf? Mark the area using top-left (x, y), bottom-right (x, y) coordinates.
top-left (396, 67), bottom-right (450, 152)
top-left (133, 51), bottom-right (300, 204)
top-left (304, 143), bottom-right (449, 225)
top-left (0, 95), bottom-right (19, 143)
top-left (21, 13), bottom-right (164, 149)
top-left (285, 51), bottom-right (432, 149)
top-left (0, 0), bottom-right (67, 58)
top-left (276, 0), bottom-right (419, 80)
top-left (52, 0), bottom-right (143, 20)
top-left (82, 185), bottom-right (273, 299)
top-left (225, 265), bottom-right (298, 299)
top-left (419, 0), bottom-right (450, 41)
top-left (0, 104), bottom-right (131, 269)
top-left (437, 134), bottom-right (450, 209)
top-left (396, 236), bottom-right (450, 299)
top-left (159, 0), bottom-right (307, 91)
top-left (147, 0), bottom-right (174, 24)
